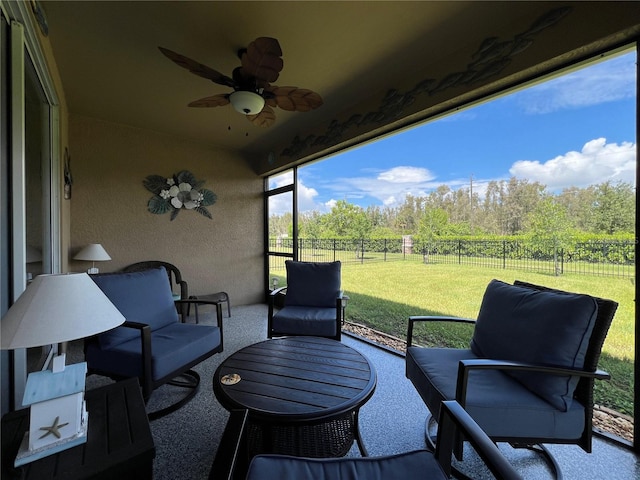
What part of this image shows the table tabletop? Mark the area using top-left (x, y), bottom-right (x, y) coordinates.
top-left (213, 336), bottom-right (377, 424)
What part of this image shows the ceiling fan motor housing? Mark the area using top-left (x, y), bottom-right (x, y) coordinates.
top-left (229, 90), bottom-right (265, 115)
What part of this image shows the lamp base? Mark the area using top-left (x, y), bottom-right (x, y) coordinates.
top-left (87, 267), bottom-right (99, 274)
top-left (14, 409), bottom-right (88, 467)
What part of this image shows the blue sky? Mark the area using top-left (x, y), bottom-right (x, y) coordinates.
top-left (271, 49), bottom-right (636, 214)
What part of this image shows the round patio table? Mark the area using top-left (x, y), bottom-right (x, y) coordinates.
top-left (213, 336), bottom-right (377, 458)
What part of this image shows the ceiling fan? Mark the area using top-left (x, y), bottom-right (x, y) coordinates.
top-left (159, 37), bottom-right (323, 127)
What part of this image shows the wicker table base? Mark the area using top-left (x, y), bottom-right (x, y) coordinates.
top-left (246, 411), bottom-right (356, 458)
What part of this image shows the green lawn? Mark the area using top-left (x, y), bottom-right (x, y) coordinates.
top-left (333, 261), bottom-right (635, 416)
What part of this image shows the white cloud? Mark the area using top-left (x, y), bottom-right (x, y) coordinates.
top-left (298, 182), bottom-right (321, 212)
top-left (383, 196), bottom-right (397, 206)
top-left (269, 176), bottom-right (340, 215)
top-left (268, 194), bottom-right (290, 216)
top-left (517, 53), bottom-right (635, 114)
top-left (268, 170), bottom-right (293, 189)
top-left (377, 166), bottom-right (434, 183)
top-left (323, 166), bottom-right (436, 207)
top-left (509, 138), bottom-right (636, 190)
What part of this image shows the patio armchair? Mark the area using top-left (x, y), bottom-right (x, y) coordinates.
top-left (268, 260), bottom-right (344, 341)
top-left (85, 267), bottom-right (224, 419)
top-left (211, 401), bottom-right (522, 480)
top-left (405, 279), bottom-right (618, 478)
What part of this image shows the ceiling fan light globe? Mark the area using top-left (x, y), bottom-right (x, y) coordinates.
top-left (229, 91), bottom-right (265, 115)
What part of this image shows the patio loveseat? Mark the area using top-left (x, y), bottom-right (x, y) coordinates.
top-left (85, 266), bottom-right (224, 419)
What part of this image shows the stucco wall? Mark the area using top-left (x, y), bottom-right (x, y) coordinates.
top-left (69, 114), bottom-right (264, 306)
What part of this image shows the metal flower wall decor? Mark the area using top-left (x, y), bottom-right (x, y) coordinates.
top-left (144, 170), bottom-right (217, 221)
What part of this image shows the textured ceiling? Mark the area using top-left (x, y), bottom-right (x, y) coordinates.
top-left (40, 1), bottom-right (640, 174)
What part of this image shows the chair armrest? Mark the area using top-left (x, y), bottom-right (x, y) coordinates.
top-left (210, 410), bottom-right (249, 480)
top-left (455, 358), bottom-right (611, 407)
top-left (175, 299), bottom-right (224, 346)
top-left (267, 287), bottom-right (288, 334)
top-left (177, 279), bottom-right (188, 300)
top-left (175, 299), bottom-right (224, 325)
top-left (122, 321), bottom-right (153, 398)
top-left (175, 279), bottom-right (189, 317)
top-left (437, 401), bottom-right (522, 480)
top-left (269, 286), bottom-right (288, 297)
top-left (407, 316), bottom-right (476, 347)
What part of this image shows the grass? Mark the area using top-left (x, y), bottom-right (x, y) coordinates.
top-left (332, 261), bottom-right (634, 416)
top-left (269, 260), bottom-right (634, 415)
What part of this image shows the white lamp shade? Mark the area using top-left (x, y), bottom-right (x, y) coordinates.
top-left (74, 244), bottom-right (111, 262)
top-left (1, 273), bottom-right (125, 350)
top-left (229, 91), bottom-right (265, 115)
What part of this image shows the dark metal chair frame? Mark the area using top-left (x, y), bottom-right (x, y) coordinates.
top-left (405, 280), bottom-right (618, 479)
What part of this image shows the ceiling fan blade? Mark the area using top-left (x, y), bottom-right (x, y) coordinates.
top-left (247, 105), bottom-right (276, 127)
top-left (159, 47), bottom-right (236, 88)
top-left (188, 94), bottom-right (230, 108)
top-left (240, 37), bottom-right (284, 83)
top-left (268, 86), bottom-right (324, 112)
top-left (265, 97), bottom-right (278, 108)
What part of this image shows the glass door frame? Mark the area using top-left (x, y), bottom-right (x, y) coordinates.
top-left (2, 1), bottom-right (61, 409)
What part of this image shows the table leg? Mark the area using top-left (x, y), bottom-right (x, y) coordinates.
top-left (354, 410), bottom-right (369, 456)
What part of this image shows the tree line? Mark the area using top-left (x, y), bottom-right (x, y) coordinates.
top-left (269, 177), bottom-right (635, 241)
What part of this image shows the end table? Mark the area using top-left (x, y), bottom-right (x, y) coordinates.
top-left (2, 377), bottom-right (155, 480)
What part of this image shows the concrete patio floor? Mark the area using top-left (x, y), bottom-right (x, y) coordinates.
top-left (74, 303), bottom-right (638, 479)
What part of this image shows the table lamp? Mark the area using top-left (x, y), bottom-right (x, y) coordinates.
top-left (73, 243), bottom-right (111, 274)
top-left (1, 273), bottom-right (125, 466)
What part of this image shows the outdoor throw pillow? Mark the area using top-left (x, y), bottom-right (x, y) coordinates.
top-left (284, 260), bottom-right (341, 307)
top-left (470, 279), bottom-right (598, 411)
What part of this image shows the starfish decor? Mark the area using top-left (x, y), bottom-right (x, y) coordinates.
top-left (38, 416), bottom-right (69, 439)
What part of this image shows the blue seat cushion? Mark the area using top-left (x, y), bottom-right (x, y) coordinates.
top-left (406, 346), bottom-right (586, 440)
top-left (470, 279), bottom-right (598, 411)
top-left (92, 267), bottom-right (179, 348)
top-left (284, 261), bottom-right (341, 307)
top-left (246, 450), bottom-right (443, 480)
top-left (85, 323), bottom-right (221, 381)
top-left (272, 306), bottom-right (338, 337)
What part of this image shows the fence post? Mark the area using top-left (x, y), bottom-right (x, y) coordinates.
top-left (458, 240), bottom-right (461, 264)
top-left (384, 239), bottom-right (387, 262)
top-left (503, 240), bottom-right (506, 270)
top-left (333, 239), bottom-right (336, 262)
top-left (361, 239), bottom-right (365, 264)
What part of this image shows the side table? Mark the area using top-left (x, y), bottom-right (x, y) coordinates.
top-left (190, 291), bottom-right (231, 318)
top-left (2, 377), bottom-right (155, 480)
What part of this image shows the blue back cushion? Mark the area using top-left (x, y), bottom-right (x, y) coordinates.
top-left (91, 267), bottom-right (179, 348)
top-left (284, 261), bottom-right (341, 307)
top-left (470, 279), bottom-right (598, 411)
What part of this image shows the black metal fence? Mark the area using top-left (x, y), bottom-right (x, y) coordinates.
top-left (268, 237), bottom-right (635, 278)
